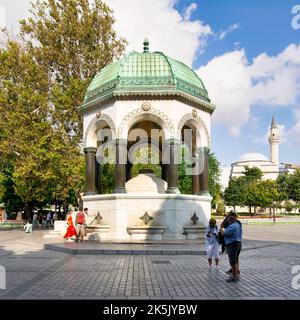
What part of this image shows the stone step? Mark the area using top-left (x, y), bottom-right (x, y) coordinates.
top-left (44, 243), bottom-right (207, 255)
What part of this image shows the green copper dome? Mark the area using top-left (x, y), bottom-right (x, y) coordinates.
top-left (81, 40), bottom-right (210, 109)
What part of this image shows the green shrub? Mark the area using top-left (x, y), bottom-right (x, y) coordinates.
top-left (216, 202), bottom-right (225, 214)
top-left (284, 201), bottom-right (293, 213)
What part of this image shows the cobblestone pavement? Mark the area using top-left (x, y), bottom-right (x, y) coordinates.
top-left (0, 228), bottom-right (300, 300)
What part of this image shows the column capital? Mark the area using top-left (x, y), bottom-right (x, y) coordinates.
top-left (198, 146), bottom-right (210, 155)
top-left (84, 147), bottom-right (97, 154)
top-left (164, 138), bottom-right (181, 146)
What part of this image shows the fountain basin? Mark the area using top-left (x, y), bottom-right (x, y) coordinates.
top-left (127, 226), bottom-right (167, 240)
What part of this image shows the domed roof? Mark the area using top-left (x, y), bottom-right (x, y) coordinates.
top-left (237, 152), bottom-right (269, 163)
top-left (81, 39), bottom-right (211, 110)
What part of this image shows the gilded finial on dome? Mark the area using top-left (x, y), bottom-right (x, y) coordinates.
top-left (143, 38), bottom-right (149, 53)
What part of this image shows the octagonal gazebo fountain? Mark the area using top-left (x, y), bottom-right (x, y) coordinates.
top-left (80, 39), bottom-right (215, 241)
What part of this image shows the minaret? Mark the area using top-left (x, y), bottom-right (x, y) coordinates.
top-left (268, 114), bottom-right (280, 168)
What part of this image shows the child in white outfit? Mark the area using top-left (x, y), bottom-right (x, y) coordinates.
top-left (24, 220), bottom-right (33, 234)
top-left (205, 218), bottom-right (220, 267)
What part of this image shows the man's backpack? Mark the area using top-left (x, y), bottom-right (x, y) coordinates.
top-left (76, 212), bottom-right (85, 224)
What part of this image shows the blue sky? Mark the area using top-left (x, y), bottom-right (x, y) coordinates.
top-left (1, 0), bottom-right (300, 166)
top-left (175, 0), bottom-right (300, 166)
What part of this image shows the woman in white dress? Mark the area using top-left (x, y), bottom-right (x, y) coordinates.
top-left (205, 218), bottom-right (220, 268)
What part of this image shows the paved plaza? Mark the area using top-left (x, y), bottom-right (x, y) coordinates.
top-left (0, 226), bottom-right (300, 300)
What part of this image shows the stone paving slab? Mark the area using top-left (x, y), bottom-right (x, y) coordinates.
top-left (1, 229), bottom-right (300, 300)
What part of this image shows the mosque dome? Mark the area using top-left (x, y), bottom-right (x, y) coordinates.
top-left (237, 152), bottom-right (269, 163)
top-left (81, 39), bottom-right (211, 111)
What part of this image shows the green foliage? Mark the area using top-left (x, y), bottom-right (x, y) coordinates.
top-left (101, 164), bottom-right (115, 194)
top-left (216, 202), bottom-right (225, 214)
top-left (284, 200), bottom-right (293, 213)
top-left (0, 0), bottom-right (126, 213)
top-left (208, 153), bottom-right (222, 207)
top-left (224, 177), bottom-right (246, 208)
top-left (178, 149), bottom-right (192, 194)
top-left (0, 169), bottom-right (24, 213)
top-left (289, 170), bottom-right (300, 202)
top-left (243, 166), bottom-right (263, 180)
top-left (178, 148), bottom-right (221, 197)
top-left (224, 167), bottom-right (280, 215)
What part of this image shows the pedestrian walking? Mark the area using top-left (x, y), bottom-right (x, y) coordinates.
top-left (205, 218), bottom-right (220, 268)
top-left (38, 214), bottom-right (43, 228)
top-left (63, 210), bottom-right (77, 240)
top-left (46, 211), bottom-right (52, 228)
top-left (32, 213), bottom-right (38, 228)
top-left (75, 210), bottom-right (86, 242)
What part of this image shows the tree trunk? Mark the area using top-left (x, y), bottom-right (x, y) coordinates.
top-left (77, 193), bottom-right (83, 211)
top-left (24, 202), bottom-right (33, 220)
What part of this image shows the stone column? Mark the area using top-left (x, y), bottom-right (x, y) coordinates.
top-left (84, 147), bottom-right (97, 195)
top-left (165, 139), bottom-right (180, 194)
top-left (161, 163), bottom-right (167, 181)
top-left (199, 147), bottom-right (210, 196)
top-left (192, 158), bottom-right (200, 194)
top-left (114, 139), bottom-right (127, 193)
top-left (96, 161), bottom-right (102, 194)
top-left (126, 162), bottom-right (132, 182)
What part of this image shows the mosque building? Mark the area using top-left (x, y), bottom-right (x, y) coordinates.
top-left (230, 114), bottom-right (280, 180)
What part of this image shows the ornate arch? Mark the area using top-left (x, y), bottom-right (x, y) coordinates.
top-left (83, 113), bottom-right (116, 148)
top-left (177, 112), bottom-right (210, 147)
top-left (117, 107), bottom-right (175, 139)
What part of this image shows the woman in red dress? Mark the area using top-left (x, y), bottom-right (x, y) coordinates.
top-left (63, 210), bottom-right (77, 240)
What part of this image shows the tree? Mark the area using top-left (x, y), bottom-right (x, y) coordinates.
top-left (208, 153), bottom-right (222, 208)
top-left (289, 170), bottom-right (300, 202)
top-left (276, 172), bottom-right (290, 201)
top-left (0, 0), bottom-right (126, 214)
top-left (19, 0), bottom-right (126, 144)
top-left (243, 166), bottom-right (263, 181)
top-left (284, 200), bottom-right (293, 213)
top-left (224, 176), bottom-right (246, 210)
top-left (216, 202), bottom-right (225, 215)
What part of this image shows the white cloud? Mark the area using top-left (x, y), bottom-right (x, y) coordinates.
top-left (198, 49), bottom-right (252, 133)
top-left (106, 0), bottom-right (212, 65)
top-left (0, 0), bottom-right (212, 65)
top-left (198, 44), bottom-right (300, 137)
top-left (219, 23), bottom-right (240, 40)
top-left (286, 109), bottom-right (300, 145)
top-left (184, 2), bottom-right (197, 21)
top-left (0, 5), bottom-right (5, 29)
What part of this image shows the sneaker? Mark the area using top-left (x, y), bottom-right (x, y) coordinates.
top-left (225, 269), bottom-right (232, 275)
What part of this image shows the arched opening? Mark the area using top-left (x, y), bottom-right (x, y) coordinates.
top-left (180, 120), bottom-right (209, 195)
top-left (127, 120), bottom-right (165, 181)
top-left (84, 118), bottom-right (115, 195)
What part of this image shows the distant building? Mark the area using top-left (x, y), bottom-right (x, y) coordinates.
top-left (230, 114), bottom-right (280, 180)
top-left (220, 165), bottom-right (231, 191)
top-left (280, 163), bottom-right (300, 174)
